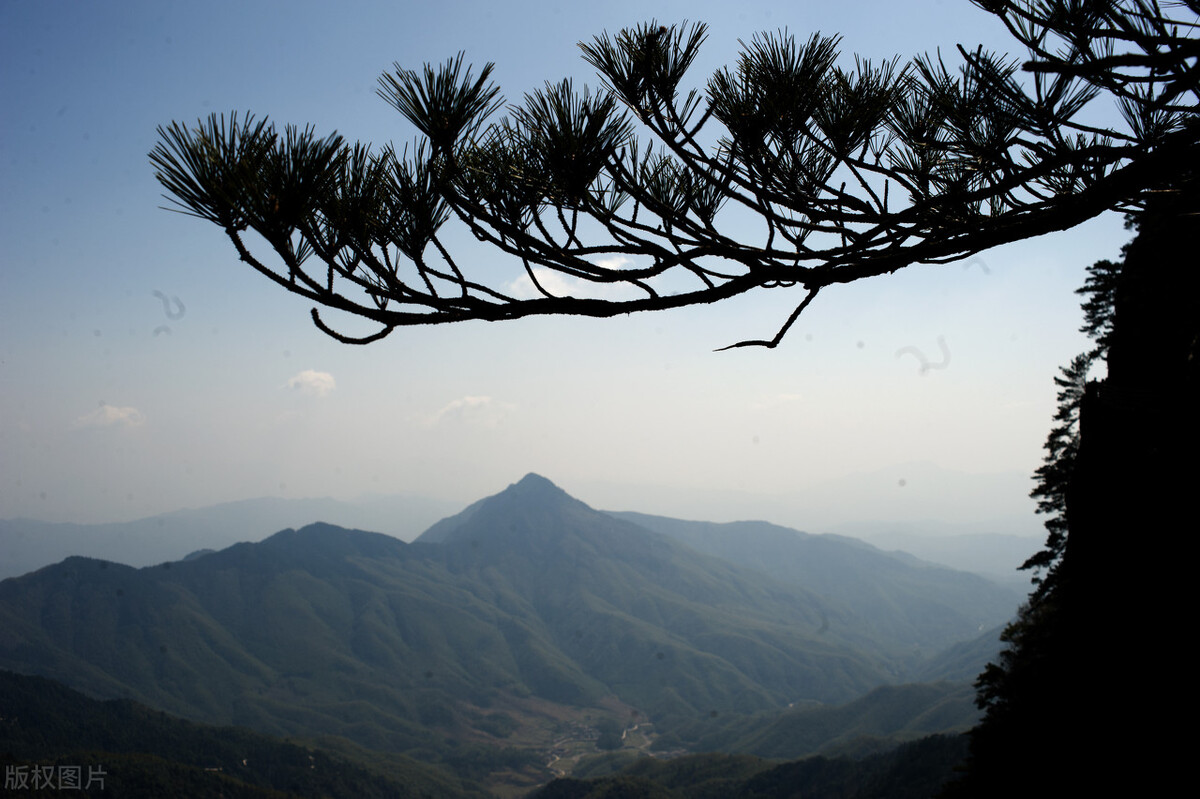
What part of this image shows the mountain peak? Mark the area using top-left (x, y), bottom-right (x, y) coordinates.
top-left (509, 473), bottom-right (566, 497)
top-left (484, 474), bottom-right (591, 517)
top-left (415, 474), bottom-right (591, 544)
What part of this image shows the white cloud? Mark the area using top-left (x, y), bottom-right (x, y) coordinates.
top-left (427, 395), bottom-right (515, 428)
top-left (593, 255), bottom-right (634, 271)
top-left (504, 267), bottom-right (577, 300)
top-left (503, 259), bottom-right (643, 301)
top-left (73, 404), bottom-right (145, 429)
top-left (284, 370), bottom-right (336, 398)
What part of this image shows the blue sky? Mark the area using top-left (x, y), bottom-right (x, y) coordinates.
top-left (1, 1), bottom-right (1131, 532)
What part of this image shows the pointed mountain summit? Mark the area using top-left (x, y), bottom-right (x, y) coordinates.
top-left (407, 476), bottom-right (896, 714)
top-left (416, 473), bottom-right (595, 547)
top-left (506, 472), bottom-right (573, 501)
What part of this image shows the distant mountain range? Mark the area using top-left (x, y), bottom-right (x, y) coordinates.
top-left (0, 493), bottom-right (460, 579)
top-left (1, 469), bottom-right (1041, 584)
top-left (0, 474), bottom-right (1016, 789)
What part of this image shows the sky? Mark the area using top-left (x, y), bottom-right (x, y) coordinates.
top-left (0, 0), bottom-right (1134, 536)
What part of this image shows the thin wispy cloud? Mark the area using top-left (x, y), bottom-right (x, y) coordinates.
top-left (73, 404), bottom-right (145, 429)
top-left (284, 370), bottom-right (336, 398)
top-left (427, 395), bottom-right (515, 428)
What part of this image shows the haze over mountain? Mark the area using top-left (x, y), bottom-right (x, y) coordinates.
top-left (0, 464), bottom-right (1038, 583)
top-left (576, 462), bottom-right (1043, 536)
top-left (0, 474), bottom-right (1017, 785)
top-left (608, 512), bottom-right (1017, 654)
top-left (0, 493), bottom-right (460, 580)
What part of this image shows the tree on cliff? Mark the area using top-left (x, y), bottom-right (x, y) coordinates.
top-left (948, 175), bottom-right (1198, 797)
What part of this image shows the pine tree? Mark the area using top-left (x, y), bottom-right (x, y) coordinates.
top-left (150, 1), bottom-right (1197, 345)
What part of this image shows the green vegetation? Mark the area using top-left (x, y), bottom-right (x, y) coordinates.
top-left (611, 513), bottom-right (1016, 656)
top-left (0, 476), bottom-right (1019, 792)
top-left (532, 735), bottom-right (969, 799)
top-left (671, 682), bottom-right (978, 760)
top-left (593, 719), bottom-right (623, 752)
top-left (0, 669), bottom-right (487, 798)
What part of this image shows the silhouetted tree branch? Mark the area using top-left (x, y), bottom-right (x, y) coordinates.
top-left (150, 0), bottom-right (1198, 348)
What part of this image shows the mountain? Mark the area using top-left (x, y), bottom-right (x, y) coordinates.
top-left (0, 493), bottom-right (459, 579)
top-left (0, 474), bottom-right (1014, 787)
top-left (681, 681), bottom-right (979, 760)
top-left (0, 479), bottom-right (881, 747)
top-left (2, 525), bottom-right (531, 750)
top-left (911, 624), bottom-right (1007, 684)
top-left (607, 512), bottom-right (1018, 655)
top-left (534, 733), bottom-right (970, 799)
top-left (0, 669), bottom-right (485, 798)
top-left (825, 521), bottom-right (1041, 589)
top-left (412, 475), bottom-right (902, 709)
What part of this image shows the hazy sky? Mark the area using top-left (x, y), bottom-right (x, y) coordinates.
top-left (1, 1), bottom-right (1130, 531)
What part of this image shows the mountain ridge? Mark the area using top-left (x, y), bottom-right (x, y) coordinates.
top-left (0, 493), bottom-right (459, 579)
top-left (609, 510), bottom-right (1017, 654)
top-left (0, 474), bottom-right (1016, 784)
